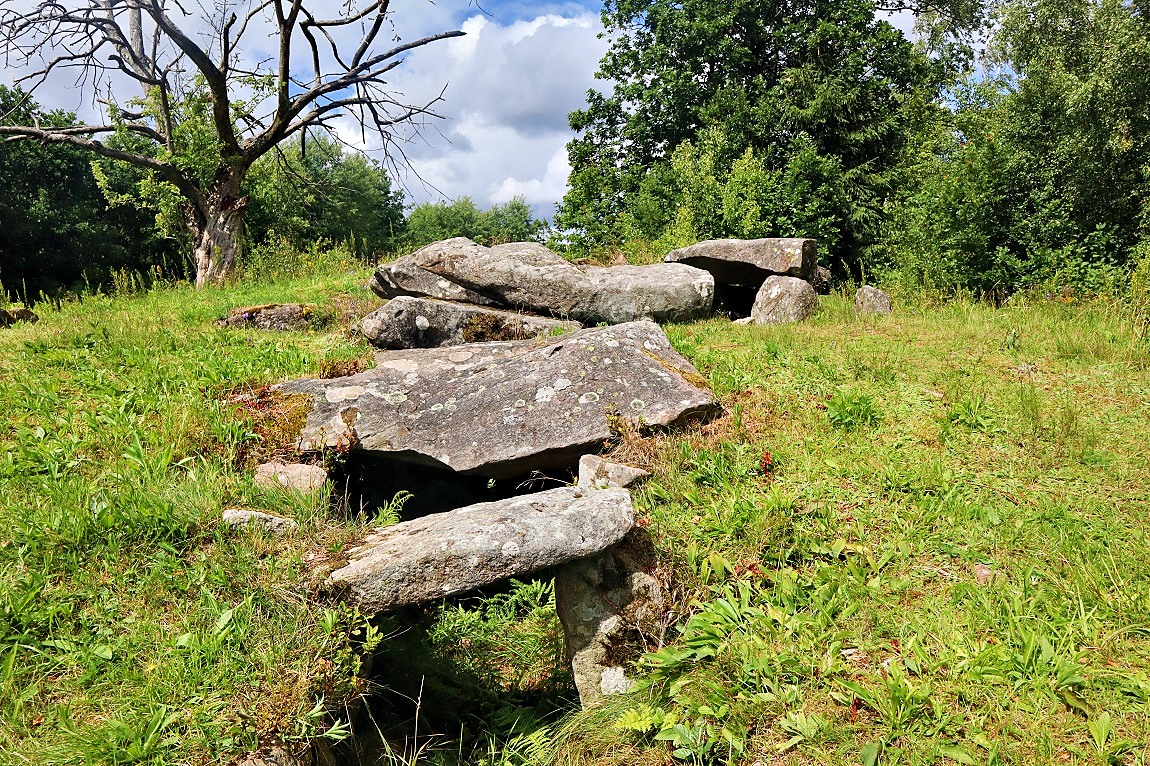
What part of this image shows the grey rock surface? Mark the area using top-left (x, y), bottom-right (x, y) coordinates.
top-left (665, 238), bottom-right (817, 286)
top-left (328, 486), bottom-right (635, 613)
top-left (581, 264), bottom-right (715, 324)
top-left (556, 537), bottom-right (664, 707)
top-left (369, 238), bottom-right (499, 306)
top-left (578, 454), bottom-right (650, 490)
top-left (0, 307), bottom-right (38, 327)
top-left (361, 296), bottom-right (580, 350)
top-left (254, 461), bottom-right (328, 493)
top-left (275, 320), bottom-right (717, 479)
top-left (236, 746), bottom-right (311, 766)
top-left (750, 276), bottom-right (820, 325)
top-left (222, 509), bottom-right (300, 534)
top-left (813, 265), bottom-right (833, 295)
top-left (854, 285), bottom-right (893, 316)
top-left (218, 304), bottom-right (316, 331)
top-left (414, 239), bottom-right (714, 324)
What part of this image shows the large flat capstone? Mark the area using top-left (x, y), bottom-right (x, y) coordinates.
top-left (372, 238), bottom-right (714, 324)
top-left (665, 238), bottom-right (818, 286)
top-left (326, 486), bottom-right (635, 613)
top-left (275, 320), bottom-right (717, 478)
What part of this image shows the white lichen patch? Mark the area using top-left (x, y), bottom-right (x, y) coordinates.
top-left (325, 386), bottom-right (365, 403)
top-left (380, 391), bottom-right (409, 405)
top-left (554, 378), bottom-right (572, 390)
top-left (630, 399), bottom-right (646, 411)
top-left (535, 386), bottom-right (556, 403)
top-left (579, 392), bottom-right (600, 404)
top-left (378, 358), bottom-right (420, 372)
top-left (447, 350), bottom-right (475, 363)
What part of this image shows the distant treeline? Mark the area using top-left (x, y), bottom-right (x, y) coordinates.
top-left (5, 0), bottom-right (1149, 301)
top-left (0, 85), bottom-right (542, 303)
top-left (554, 0), bottom-right (1150, 295)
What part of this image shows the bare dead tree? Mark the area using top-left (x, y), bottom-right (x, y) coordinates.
top-left (0, 1), bottom-right (464, 287)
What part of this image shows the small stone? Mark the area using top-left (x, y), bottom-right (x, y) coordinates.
top-left (254, 461), bottom-right (328, 493)
top-left (854, 286), bottom-right (893, 316)
top-left (222, 509), bottom-right (300, 534)
top-left (578, 454), bottom-right (650, 490)
top-left (218, 304), bottom-right (316, 331)
top-left (974, 563), bottom-right (994, 585)
top-left (750, 276), bottom-right (819, 325)
top-left (732, 317), bottom-right (754, 326)
top-left (812, 265), bottom-right (832, 295)
top-left (0, 307), bottom-right (39, 327)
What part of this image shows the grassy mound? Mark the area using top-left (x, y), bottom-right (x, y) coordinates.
top-left (2, 273), bottom-right (1149, 765)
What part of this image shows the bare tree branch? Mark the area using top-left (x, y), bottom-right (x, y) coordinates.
top-left (0, 0), bottom-right (464, 286)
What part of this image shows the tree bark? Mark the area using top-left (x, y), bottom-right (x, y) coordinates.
top-left (190, 174), bottom-right (249, 288)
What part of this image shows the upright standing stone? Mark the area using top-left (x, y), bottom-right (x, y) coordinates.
top-left (556, 536), bottom-right (664, 707)
top-left (750, 276), bottom-right (819, 325)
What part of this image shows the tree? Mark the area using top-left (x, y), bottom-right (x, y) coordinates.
top-left (880, 0), bottom-right (1150, 293)
top-left (0, 1), bottom-right (463, 287)
top-left (555, 0), bottom-right (951, 272)
top-left (245, 135), bottom-right (406, 259)
top-left (405, 196), bottom-right (544, 249)
top-left (0, 85), bottom-right (179, 301)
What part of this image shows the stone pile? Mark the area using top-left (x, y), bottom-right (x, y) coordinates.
top-left (262, 310), bottom-right (712, 709)
top-left (0, 307), bottom-right (38, 327)
top-left (665, 237), bottom-right (824, 324)
top-left (365, 238), bottom-right (714, 339)
top-left (235, 235), bottom-right (893, 725)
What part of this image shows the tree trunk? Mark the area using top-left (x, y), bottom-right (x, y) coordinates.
top-left (191, 175), bottom-right (249, 288)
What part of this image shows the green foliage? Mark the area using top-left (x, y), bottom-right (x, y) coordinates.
top-left (404, 196), bottom-right (544, 250)
top-left (245, 135), bottom-right (405, 260)
top-left (826, 390), bottom-right (883, 430)
top-left (0, 86), bottom-right (181, 301)
top-left (557, 0), bottom-right (947, 273)
top-left (428, 579), bottom-right (567, 694)
top-left (0, 271), bottom-right (383, 764)
top-left (881, 0), bottom-right (1150, 294)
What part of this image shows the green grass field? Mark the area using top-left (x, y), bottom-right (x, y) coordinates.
top-left (2, 266), bottom-right (1149, 766)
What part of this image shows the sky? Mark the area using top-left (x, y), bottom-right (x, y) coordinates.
top-left (376, 0), bottom-right (610, 216)
top-left (3, 0), bottom-right (914, 221)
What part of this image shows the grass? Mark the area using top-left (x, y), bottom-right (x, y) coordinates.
top-left (2, 269), bottom-right (1150, 765)
top-left (0, 265), bottom-right (384, 765)
top-left (555, 292), bottom-right (1150, 766)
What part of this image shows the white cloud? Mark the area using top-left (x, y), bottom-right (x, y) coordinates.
top-left (378, 11), bottom-right (608, 216)
top-left (490, 146), bottom-right (571, 206)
